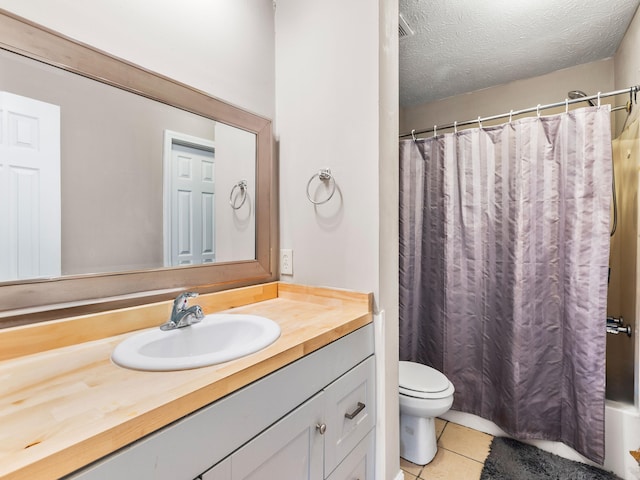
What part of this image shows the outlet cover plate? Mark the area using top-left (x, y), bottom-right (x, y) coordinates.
top-left (280, 249), bottom-right (293, 275)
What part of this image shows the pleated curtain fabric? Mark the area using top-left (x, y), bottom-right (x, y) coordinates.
top-left (399, 106), bottom-right (612, 463)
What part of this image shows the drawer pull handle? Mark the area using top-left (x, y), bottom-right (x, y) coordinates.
top-left (344, 402), bottom-right (365, 420)
top-left (316, 423), bottom-right (327, 435)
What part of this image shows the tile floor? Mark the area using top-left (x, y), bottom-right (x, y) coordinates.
top-left (400, 419), bottom-right (494, 480)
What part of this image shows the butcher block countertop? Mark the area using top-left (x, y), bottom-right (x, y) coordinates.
top-left (0, 282), bottom-right (373, 480)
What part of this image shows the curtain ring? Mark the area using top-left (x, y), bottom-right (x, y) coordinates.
top-left (411, 129), bottom-right (416, 142)
top-left (597, 91), bottom-right (601, 108)
top-left (537, 104), bottom-right (541, 118)
top-left (229, 180), bottom-right (248, 210)
top-left (306, 168), bottom-right (336, 205)
top-left (477, 116), bottom-right (482, 128)
top-left (565, 98), bottom-right (569, 113)
top-left (454, 121), bottom-right (457, 133)
top-left (509, 110), bottom-right (513, 123)
top-left (433, 125), bottom-right (437, 137)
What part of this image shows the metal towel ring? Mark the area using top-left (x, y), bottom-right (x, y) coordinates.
top-left (306, 168), bottom-right (336, 205)
top-left (229, 180), bottom-right (248, 210)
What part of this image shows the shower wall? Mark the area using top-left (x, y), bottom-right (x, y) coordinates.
top-left (607, 129), bottom-right (638, 404)
top-left (614, 2), bottom-right (640, 410)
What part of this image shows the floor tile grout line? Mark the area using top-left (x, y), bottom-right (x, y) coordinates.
top-left (438, 445), bottom-right (487, 465)
top-left (400, 468), bottom-right (420, 480)
top-left (400, 464), bottom-right (424, 478)
top-left (436, 419), bottom-right (448, 441)
top-left (403, 420), bottom-right (492, 479)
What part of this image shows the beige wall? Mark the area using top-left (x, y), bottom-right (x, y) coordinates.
top-left (614, 4), bottom-right (640, 135)
top-left (400, 58), bottom-right (614, 135)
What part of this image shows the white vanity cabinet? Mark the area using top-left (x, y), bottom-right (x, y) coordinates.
top-left (326, 430), bottom-right (375, 480)
top-left (323, 355), bottom-right (375, 474)
top-left (201, 355), bottom-right (375, 480)
top-left (208, 391), bottom-right (325, 480)
top-left (65, 324), bottom-right (375, 480)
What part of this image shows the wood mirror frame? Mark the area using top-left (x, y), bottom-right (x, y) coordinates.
top-left (0, 10), bottom-right (277, 327)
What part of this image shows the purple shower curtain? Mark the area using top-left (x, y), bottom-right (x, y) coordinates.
top-left (399, 106), bottom-right (612, 463)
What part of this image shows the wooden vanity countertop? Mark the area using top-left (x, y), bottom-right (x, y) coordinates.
top-left (0, 282), bottom-right (373, 480)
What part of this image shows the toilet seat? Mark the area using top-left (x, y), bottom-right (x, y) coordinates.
top-left (399, 361), bottom-right (455, 399)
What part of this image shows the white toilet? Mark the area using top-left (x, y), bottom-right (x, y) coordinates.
top-left (399, 360), bottom-right (455, 465)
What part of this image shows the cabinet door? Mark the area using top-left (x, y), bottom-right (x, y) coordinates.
top-left (201, 457), bottom-right (231, 480)
top-left (230, 391), bottom-right (325, 480)
top-left (324, 356), bottom-right (375, 476)
top-left (326, 430), bottom-right (375, 480)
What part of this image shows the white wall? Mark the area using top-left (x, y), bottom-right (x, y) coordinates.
top-left (378, 1), bottom-right (401, 480)
top-left (0, 0), bottom-right (275, 119)
top-left (214, 124), bottom-right (256, 263)
top-left (274, 1), bottom-right (400, 479)
top-left (275, 0), bottom-right (379, 294)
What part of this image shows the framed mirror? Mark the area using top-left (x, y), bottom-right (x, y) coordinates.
top-left (0, 10), bottom-right (277, 326)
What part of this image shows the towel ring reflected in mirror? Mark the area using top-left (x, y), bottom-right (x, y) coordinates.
top-left (306, 168), bottom-right (336, 205)
top-left (229, 180), bottom-right (248, 210)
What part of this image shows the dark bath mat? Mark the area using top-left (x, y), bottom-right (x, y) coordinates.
top-left (480, 437), bottom-right (622, 480)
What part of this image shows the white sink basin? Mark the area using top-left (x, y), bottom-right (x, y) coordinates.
top-left (111, 314), bottom-right (281, 371)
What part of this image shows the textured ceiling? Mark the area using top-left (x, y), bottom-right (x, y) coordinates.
top-left (399, 0), bottom-right (640, 107)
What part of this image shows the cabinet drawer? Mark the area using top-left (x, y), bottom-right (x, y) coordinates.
top-left (324, 356), bottom-right (375, 476)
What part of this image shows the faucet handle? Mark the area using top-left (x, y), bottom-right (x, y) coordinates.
top-left (190, 305), bottom-right (205, 323)
top-left (175, 305), bottom-right (205, 328)
top-left (174, 291), bottom-right (199, 307)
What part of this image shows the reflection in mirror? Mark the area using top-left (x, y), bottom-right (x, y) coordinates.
top-left (0, 10), bottom-right (275, 324)
top-left (0, 48), bottom-right (256, 282)
top-left (163, 125), bottom-right (256, 268)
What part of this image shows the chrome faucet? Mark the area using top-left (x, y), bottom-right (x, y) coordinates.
top-left (160, 292), bottom-right (205, 331)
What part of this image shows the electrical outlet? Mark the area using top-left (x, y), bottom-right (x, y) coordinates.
top-left (280, 249), bottom-right (293, 275)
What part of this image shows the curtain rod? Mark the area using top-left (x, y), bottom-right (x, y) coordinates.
top-left (399, 85), bottom-right (640, 139)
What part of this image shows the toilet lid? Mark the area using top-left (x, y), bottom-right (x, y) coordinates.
top-left (399, 361), bottom-right (450, 394)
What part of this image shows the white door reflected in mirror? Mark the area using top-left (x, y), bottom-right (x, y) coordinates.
top-left (163, 125), bottom-right (256, 268)
top-left (0, 92), bottom-right (60, 282)
top-left (164, 130), bottom-right (217, 267)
